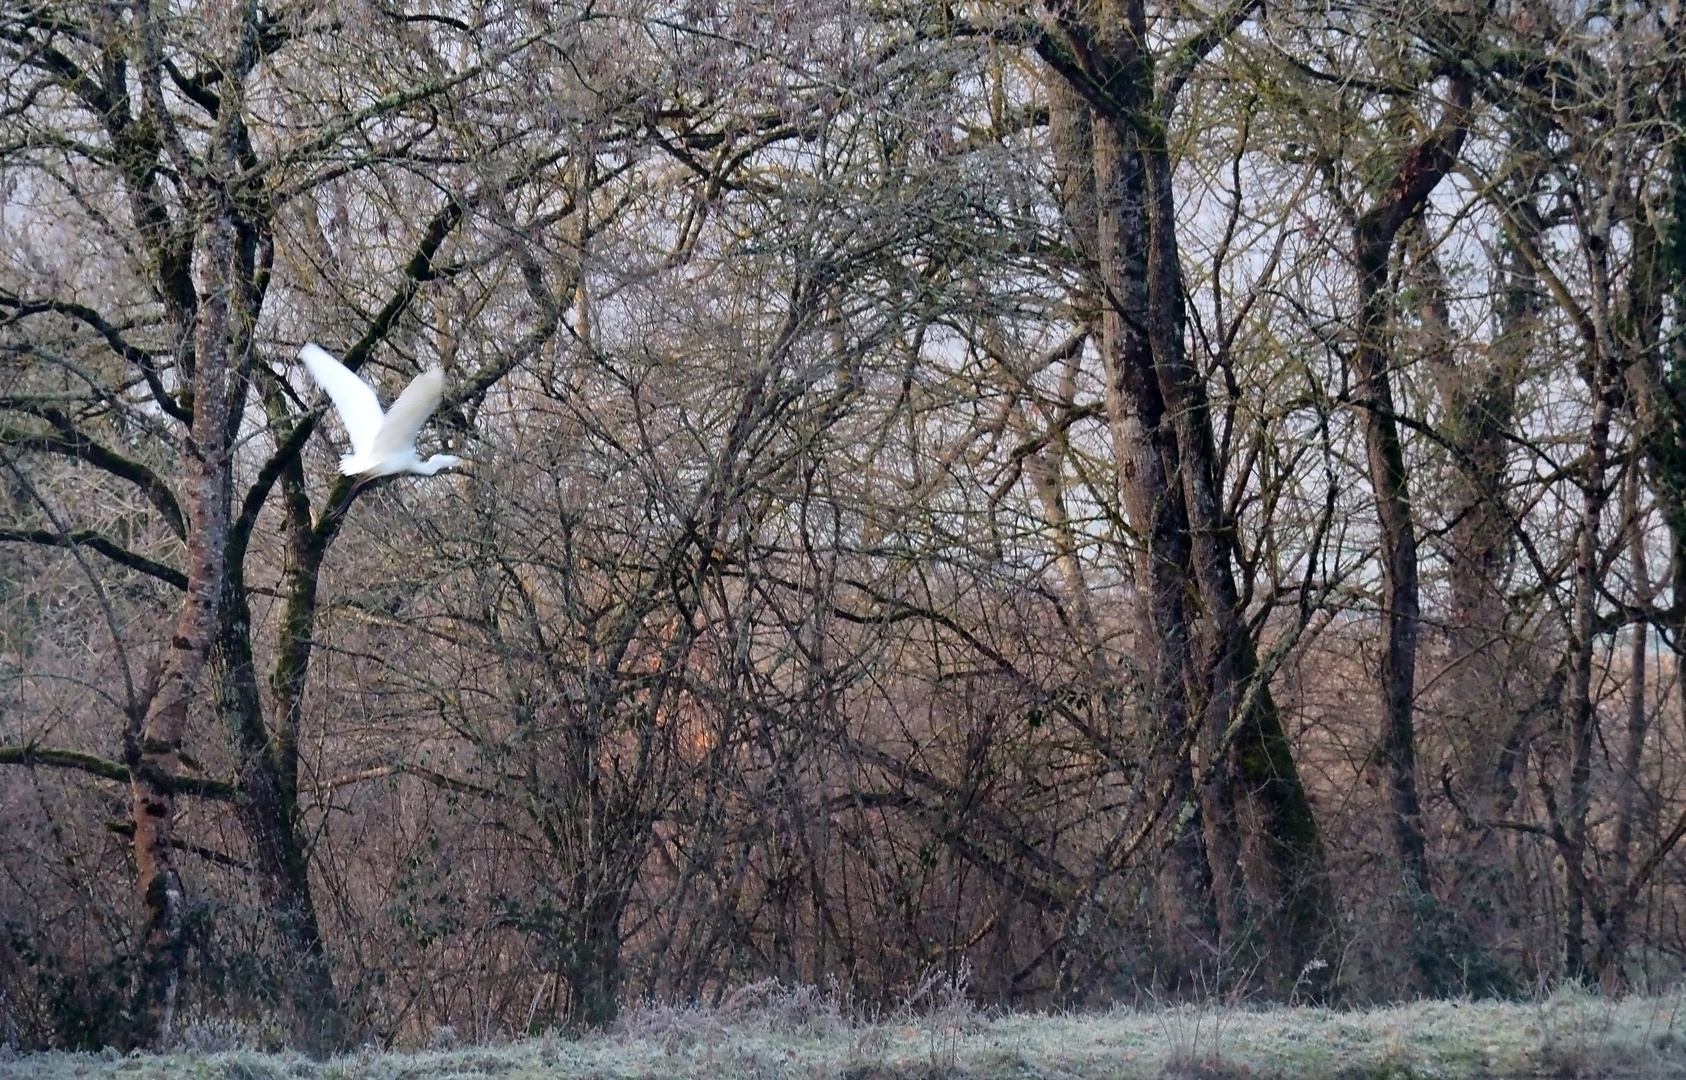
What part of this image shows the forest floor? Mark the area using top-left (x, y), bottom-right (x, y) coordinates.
top-left (6, 987), bottom-right (1686, 1079)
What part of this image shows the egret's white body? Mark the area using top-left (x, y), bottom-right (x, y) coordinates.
top-left (299, 343), bottom-right (463, 477)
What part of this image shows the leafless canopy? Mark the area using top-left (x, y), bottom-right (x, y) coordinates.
top-left (2, 0), bottom-right (1684, 1052)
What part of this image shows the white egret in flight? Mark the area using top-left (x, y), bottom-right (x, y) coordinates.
top-left (299, 343), bottom-right (464, 477)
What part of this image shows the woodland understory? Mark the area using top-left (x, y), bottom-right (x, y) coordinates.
top-left (3, 0), bottom-right (1686, 1057)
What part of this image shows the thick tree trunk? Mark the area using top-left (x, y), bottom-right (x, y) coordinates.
top-left (1352, 236), bottom-right (1432, 903)
top-left (125, 9), bottom-right (272, 1039)
top-left (200, 454), bottom-right (366, 1053)
top-left (1339, 76), bottom-right (1475, 995)
top-left (1095, 104), bottom-right (1235, 975)
top-left (215, 583), bottom-right (348, 1055)
top-left (127, 205), bottom-right (236, 1047)
top-left (1136, 76), bottom-right (1334, 1001)
top-left (561, 894), bottom-right (628, 1031)
top-left (1042, 0), bottom-right (1336, 996)
top-left (1050, 75), bottom-right (1221, 985)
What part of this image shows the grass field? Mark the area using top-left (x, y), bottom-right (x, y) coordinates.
top-left (6, 986), bottom-right (1686, 1079)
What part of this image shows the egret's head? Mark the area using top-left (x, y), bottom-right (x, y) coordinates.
top-left (418, 453), bottom-right (465, 475)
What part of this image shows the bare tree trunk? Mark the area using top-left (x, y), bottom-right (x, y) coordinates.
top-left (211, 461), bottom-right (378, 1052)
top-left (1048, 72), bottom-right (1221, 987)
top-left (1585, 183), bottom-right (1670, 989)
top-left (1333, 74), bottom-right (1471, 994)
top-left (1595, 466), bottom-right (1652, 989)
top-left (215, 579), bottom-right (348, 1055)
top-left (1137, 71), bottom-right (1335, 1002)
top-left (127, 203), bottom-right (236, 1046)
top-left (1563, 352), bottom-right (1616, 981)
top-left (1041, 0), bottom-right (1336, 996)
top-left (1353, 234), bottom-right (1431, 903)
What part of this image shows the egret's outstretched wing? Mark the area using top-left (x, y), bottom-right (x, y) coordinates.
top-left (372, 367), bottom-right (445, 459)
top-left (300, 344), bottom-right (385, 458)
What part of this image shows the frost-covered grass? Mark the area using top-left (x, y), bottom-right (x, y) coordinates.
top-left (7, 986), bottom-right (1686, 1080)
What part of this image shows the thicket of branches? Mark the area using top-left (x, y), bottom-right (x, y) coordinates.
top-left (3, 0), bottom-right (1685, 1054)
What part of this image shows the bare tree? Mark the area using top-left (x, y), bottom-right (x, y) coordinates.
top-left (7, 0), bottom-right (1686, 1049)
top-left (0, 0), bottom-right (593, 1049)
